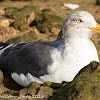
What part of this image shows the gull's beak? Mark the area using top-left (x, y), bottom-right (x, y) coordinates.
top-left (89, 24), bottom-right (100, 33)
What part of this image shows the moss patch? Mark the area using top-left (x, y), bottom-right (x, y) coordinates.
top-left (5, 5), bottom-right (64, 33)
top-left (36, 13), bottom-right (64, 33)
top-left (5, 5), bottom-right (40, 31)
top-left (5, 5), bottom-right (39, 20)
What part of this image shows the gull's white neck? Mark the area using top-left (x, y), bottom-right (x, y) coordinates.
top-left (62, 38), bottom-right (99, 66)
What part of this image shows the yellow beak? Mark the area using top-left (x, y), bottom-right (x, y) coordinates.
top-left (89, 24), bottom-right (100, 33)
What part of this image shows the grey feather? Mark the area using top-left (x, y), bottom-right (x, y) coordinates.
top-left (0, 39), bottom-right (62, 77)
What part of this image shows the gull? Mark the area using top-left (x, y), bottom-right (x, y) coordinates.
top-left (0, 11), bottom-right (100, 87)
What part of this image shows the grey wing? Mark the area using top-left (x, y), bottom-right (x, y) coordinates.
top-left (37, 39), bottom-right (63, 48)
top-left (0, 42), bottom-right (54, 77)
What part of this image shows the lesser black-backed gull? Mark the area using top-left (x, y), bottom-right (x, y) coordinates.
top-left (0, 11), bottom-right (100, 87)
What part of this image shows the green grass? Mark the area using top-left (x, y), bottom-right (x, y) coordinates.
top-left (44, 13), bottom-right (64, 24)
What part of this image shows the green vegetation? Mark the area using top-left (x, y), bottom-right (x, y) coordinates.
top-left (5, 5), bottom-right (39, 20)
top-left (13, 18), bottom-right (27, 31)
top-left (5, 5), bottom-right (64, 33)
top-left (44, 13), bottom-right (64, 24)
top-left (5, 6), bottom-right (40, 31)
top-left (36, 13), bottom-right (64, 33)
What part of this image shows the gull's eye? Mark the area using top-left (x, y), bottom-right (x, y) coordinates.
top-left (75, 19), bottom-right (83, 23)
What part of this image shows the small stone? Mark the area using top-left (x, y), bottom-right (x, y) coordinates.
top-left (0, 27), bottom-right (16, 36)
top-left (51, 27), bottom-right (60, 36)
top-left (0, 8), bottom-right (5, 16)
top-left (40, 7), bottom-right (44, 11)
top-left (0, 34), bottom-right (2, 41)
top-left (19, 82), bottom-right (41, 96)
top-left (37, 86), bottom-right (54, 99)
top-left (27, 12), bottom-right (35, 25)
top-left (19, 88), bottom-right (27, 96)
top-left (0, 84), bottom-right (8, 94)
top-left (0, 19), bottom-right (10, 27)
top-left (0, 27), bottom-right (17, 42)
top-left (0, 70), bottom-right (4, 85)
top-left (27, 82), bottom-right (41, 95)
top-left (33, 27), bottom-right (40, 35)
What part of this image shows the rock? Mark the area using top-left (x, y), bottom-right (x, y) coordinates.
top-left (19, 82), bottom-right (41, 97)
top-left (5, 6), bottom-right (40, 31)
top-left (43, 81), bottom-right (53, 87)
top-left (6, 29), bottom-right (38, 44)
top-left (27, 82), bottom-right (41, 95)
top-left (5, 5), bottom-right (63, 33)
top-left (0, 8), bottom-right (5, 16)
top-left (36, 13), bottom-right (64, 33)
top-left (3, 27), bottom-right (16, 35)
top-left (5, 6), bottom-right (39, 20)
top-left (0, 70), bottom-right (4, 85)
top-left (37, 86), bottom-right (54, 99)
top-left (13, 18), bottom-right (27, 32)
top-left (50, 82), bottom-right (62, 89)
top-left (27, 12), bottom-right (35, 25)
top-left (43, 81), bottom-right (62, 89)
top-left (19, 88), bottom-right (27, 96)
top-left (0, 27), bottom-right (16, 41)
top-left (33, 26), bottom-right (40, 35)
top-left (51, 27), bottom-right (60, 36)
top-left (19, 83), bottom-right (54, 100)
top-left (0, 84), bottom-right (8, 94)
top-left (0, 19), bottom-right (10, 27)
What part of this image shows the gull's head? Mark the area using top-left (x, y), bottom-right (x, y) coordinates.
top-left (62, 11), bottom-right (100, 39)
